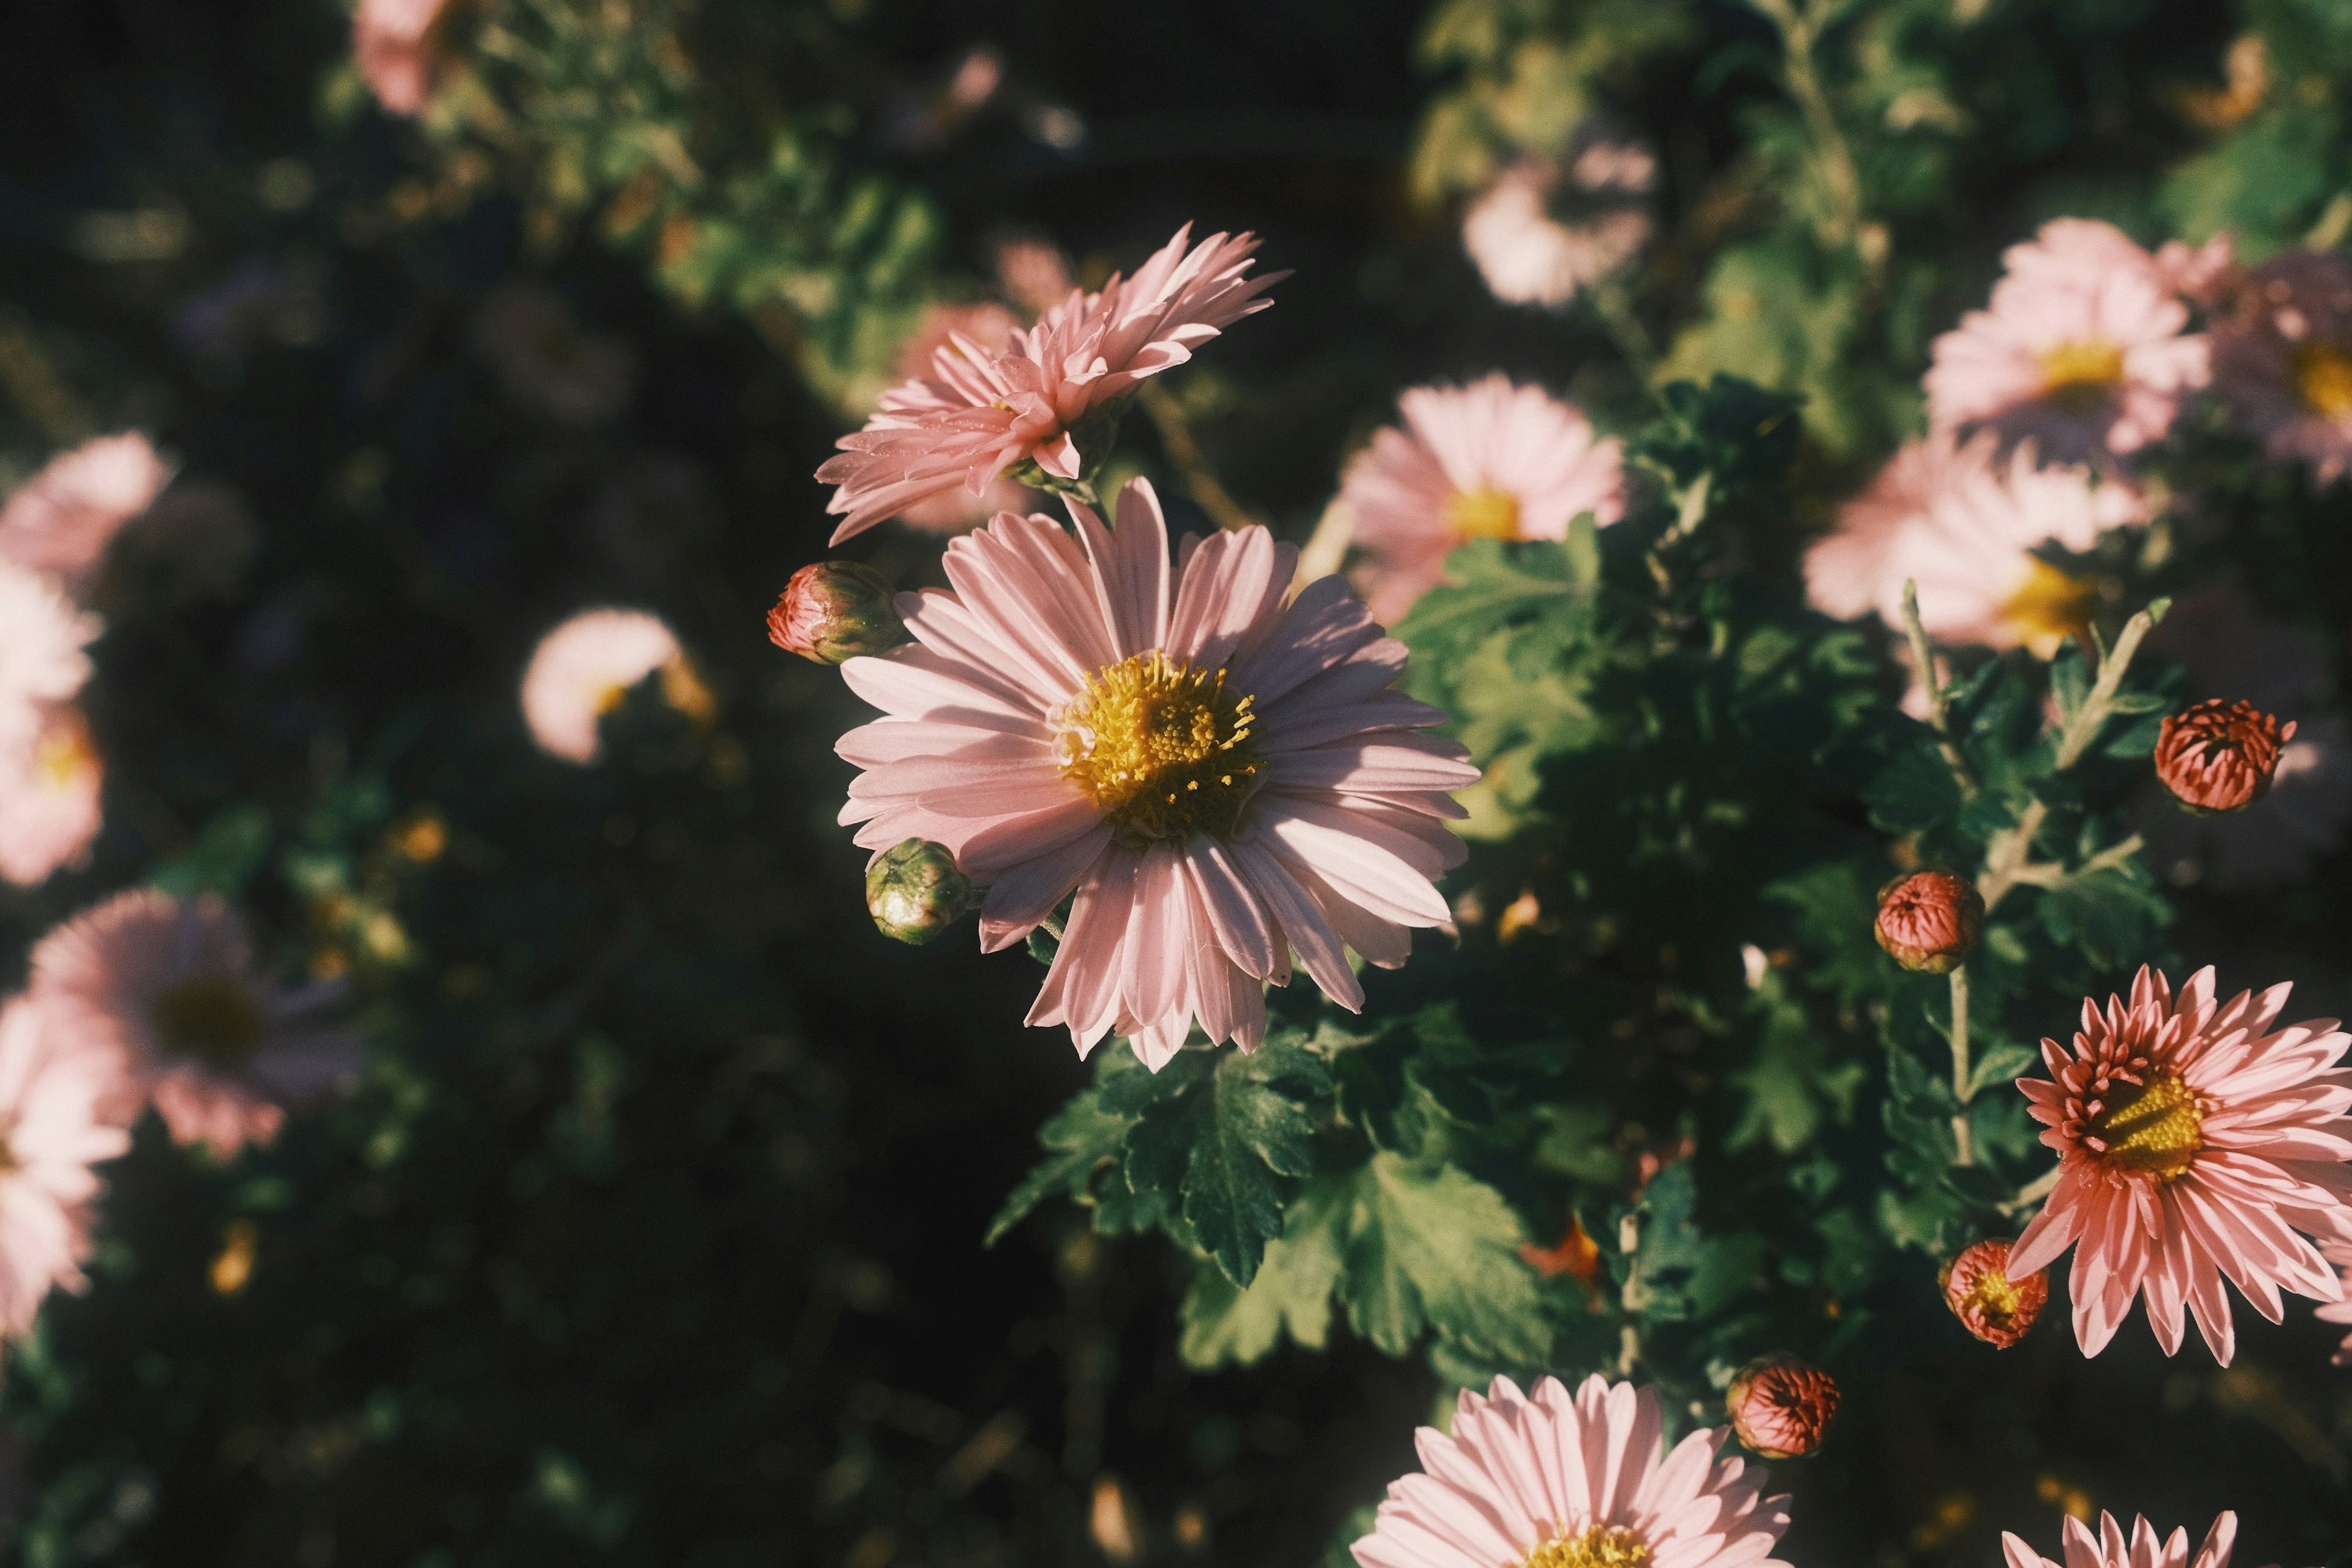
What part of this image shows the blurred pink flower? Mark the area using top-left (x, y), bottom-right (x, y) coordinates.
top-left (1461, 137), bottom-right (1656, 309)
top-left (0, 434), bottom-right (173, 596)
top-left (0, 708), bottom-right (102, 888)
top-left (819, 225), bottom-right (1280, 543)
top-left (2002, 1512), bottom-right (2236, 1568)
top-left (31, 889), bottom-right (364, 1159)
top-left (0, 995), bottom-right (130, 1335)
top-left (2156, 232), bottom-right (2239, 306)
top-left (521, 609), bottom-right (699, 764)
top-left (2319, 1241), bottom-right (2352, 1364)
top-left (1926, 219), bottom-right (2209, 463)
top-left (835, 478), bottom-right (1476, 1067)
top-left (1340, 375), bottom-right (1626, 624)
top-left (1805, 430), bottom-right (2142, 657)
top-left (0, 563), bottom-right (100, 757)
top-left (2209, 249), bottom-right (2352, 483)
top-left (889, 303), bottom-right (1036, 532)
top-left (1351, 1374), bottom-right (1792, 1568)
top-left (995, 239), bottom-right (1076, 318)
top-left (2009, 965), bottom-right (2352, 1365)
top-left (356, 0), bottom-right (456, 116)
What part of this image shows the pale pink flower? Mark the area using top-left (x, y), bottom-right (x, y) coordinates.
top-left (0, 707), bottom-right (103, 888)
top-left (1805, 430), bottom-right (2144, 658)
top-left (2002, 1512), bottom-right (2237, 1568)
top-left (0, 434), bottom-right (173, 596)
top-left (0, 563), bottom-right (100, 756)
top-left (0, 996), bottom-right (132, 1335)
top-left (1462, 136), bottom-right (1656, 310)
top-left (30, 889), bottom-right (365, 1158)
top-left (356, 0), bottom-right (457, 116)
top-left (996, 239), bottom-right (1076, 318)
top-left (520, 609), bottom-right (704, 765)
top-left (1341, 376), bottom-right (1627, 624)
top-left (2209, 249), bottom-right (2352, 483)
top-left (1350, 1374), bottom-right (1792, 1568)
top-left (835, 478), bottom-right (1477, 1068)
top-left (889, 303), bottom-right (1036, 532)
top-left (2157, 232), bottom-right (2239, 307)
top-left (818, 224), bottom-right (1280, 543)
top-left (2010, 965), bottom-right (2352, 1365)
top-left (1926, 219), bottom-right (2210, 463)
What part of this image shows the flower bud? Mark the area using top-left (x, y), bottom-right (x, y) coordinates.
top-left (1939, 1238), bottom-right (2049, 1348)
top-left (865, 839), bottom-right (973, 946)
top-left (1875, 870), bottom-right (1984, 974)
top-left (1726, 1355), bottom-right (1839, 1460)
top-left (769, 562), bottom-right (904, 665)
top-left (2155, 698), bottom-right (2296, 815)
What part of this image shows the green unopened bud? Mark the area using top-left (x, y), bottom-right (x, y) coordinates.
top-left (769, 562), bottom-right (904, 665)
top-left (865, 839), bottom-right (973, 945)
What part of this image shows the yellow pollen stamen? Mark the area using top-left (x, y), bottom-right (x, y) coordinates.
top-left (152, 976), bottom-right (267, 1072)
top-left (2039, 339), bottom-right (2126, 413)
top-left (2000, 559), bottom-right (2097, 658)
top-left (34, 727), bottom-right (90, 792)
top-left (1057, 651), bottom-right (1261, 845)
top-left (2089, 1070), bottom-right (2204, 1180)
top-left (2293, 341), bottom-right (2352, 420)
top-left (1448, 486), bottom-right (1524, 543)
top-left (1962, 1270), bottom-right (2025, 1322)
top-left (1523, 1525), bottom-right (1651, 1568)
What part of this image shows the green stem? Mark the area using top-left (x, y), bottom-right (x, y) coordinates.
top-left (1948, 963), bottom-right (1975, 1167)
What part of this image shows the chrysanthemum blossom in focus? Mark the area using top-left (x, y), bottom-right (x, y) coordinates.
top-left (888, 303), bottom-right (1035, 532)
top-left (2156, 698), bottom-right (2296, 814)
top-left (0, 707), bottom-right (104, 888)
top-left (834, 477), bottom-right (1477, 1068)
top-left (1461, 134), bottom-right (1657, 310)
top-left (2009, 965), bottom-right (2352, 1364)
top-left (2209, 249), bottom-right (2352, 483)
top-left (1340, 375), bottom-right (1626, 624)
top-left (1725, 1357), bottom-right (1839, 1460)
top-left (2002, 1511), bottom-right (2237, 1568)
top-left (1350, 1374), bottom-right (1792, 1568)
top-left (0, 996), bottom-right (130, 1335)
top-left (818, 224), bottom-right (1280, 543)
top-left (356, 0), bottom-right (458, 116)
top-left (1942, 1238), bottom-right (2049, 1348)
top-left (30, 889), bottom-right (365, 1158)
top-left (1805, 430), bottom-right (2143, 658)
top-left (0, 433), bottom-right (173, 596)
top-left (1926, 219), bottom-right (2209, 464)
top-left (0, 563), bottom-right (100, 756)
top-left (521, 609), bottom-right (706, 765)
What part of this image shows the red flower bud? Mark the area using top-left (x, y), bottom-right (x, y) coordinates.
top-left (1875, 870), bottom-right (1984, 974)
top-left (1940, 1238), bottom-right (2048, 1348)
top-left (2155, 698), bottom-right (2296, 814)
top-left (1726, 1355), bottom-right (1839, 1460)
top-left (769, 562), bottom-right (905, 665)
top-left (865, 839), bottom-right (973, 946)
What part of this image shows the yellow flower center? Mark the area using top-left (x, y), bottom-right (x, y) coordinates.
top-left (1525, 1525), bottom-right (1651, 1568)
top-left (2089, 1070), bottom-right (2204, 1180)
top-left (34, 726), bottom-right (92, 793)
top-left (1448, 486), bottom-right (1524, 543)
top-left (1960, 1268), bottom-right (2025, 1322)
top-left (1057, 651), bottom-right (1261, 845)
top-left (2039, 339), bottom-right (2126, 413)
top-left (153, 976), bottom-right (266, 1071)
top-left (2293, 341), bottom-right (2352, 419)
top-left (2000, 559), bottom-right (2096, 658)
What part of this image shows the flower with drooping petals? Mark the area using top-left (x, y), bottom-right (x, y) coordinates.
top-left (1725, 1357), bottom-right (1839, 1460)
top-left (1806, 430), bottom-right (2144, 658)
top-left (2209, 249), bottom-right (2352, 483)
top-left (2002, 1512), bottom-right (2237, 1568)
top-left (0, 434), bottom-right (173, 596)
top-left (835, 478), bottom-right (1477, 1067)
top-left (2010, 965), bottom-right (2352, 1365)
top-left (1340, 375), bottom-right (1627, 624)
top-left (1461, 134), bottom-right (1657, 310)
top-left (818, 224), bottom-right (1280, 543)
top-left (356, 0), bottom-right (458, 116)
top-left (1875, 869), bottom-right (1983, 974)
top-left (1926, 219), bottom-right (2210, 464)
top-left (521, 609), bottom-right (705, 765)
top-left (0, 563), bottom-right (100, 756)
top-left (1941, 1238), bottom-right (2049, 1348)
top-left (2156, 699), bottom-right (2296, 813)
top-left (1351, 1374), bottom-right (1792, 1568)
top-left (0, 708), bottom-right (103, 888)
top-left (0, 995), bottom-right (132, 1335)
top-left (30, 889), bottom-right (365, 1158)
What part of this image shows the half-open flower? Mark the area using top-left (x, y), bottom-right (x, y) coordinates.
top-left (2155, 698), bottom-right (2296, 814)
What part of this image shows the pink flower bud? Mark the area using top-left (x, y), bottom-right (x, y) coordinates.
top-left (1874, 870), bottom-right (1984, 974)
top-left (2155, 698), bottom-right (2296, 814)
top-left (1725, 1356), bottom-right (1839, 1460)
top-left (769, 562), bottom-right (904, 665)
top-left (1940, 1238), bottom-right (2048, 1348)
top-left (865, 839), bottom-right (972, 946)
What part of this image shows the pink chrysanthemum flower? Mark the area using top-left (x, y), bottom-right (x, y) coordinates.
top-left (889, 303), bottom-right (1036, 533)
top-left (1461, 139), bottom-right (1656, 311)
top-left (2010, 966), bottom-right (2352, 1365)
top-left (835, 478), bottom-right (1477, 1068)
top-left (1340, 376), bottom-right (1627, 624)
top-left (1351, 1374), bottom-right (1792, 1568)
top-left (0, 562), bottom-right (100, 756)
top-left (2209, 250), bottom-right (2352, 483)
top-left (818, 224), bottom-right (1280, 543)
top-left (2318, 1240), bottom-right (2352, 1365)
top-left (356, 0), bottom-right (458, 116)
top-left (1926, 219), bottom-right (2210, 463)
top-left (0, 996), bottom-right (132, 1335)
top-left (1805, 431), bottom-right (2144, 658)
top-left (30, 890), bottom-right (365, 1158)
top-left (0, 434), bottom-right (173, 596)
top-left (0, 707), bottom-right (103, 888)
top-left (2002, 1512), bottom-right (2237, 1568)
top-left (520, 609), bottom-right (708, 765)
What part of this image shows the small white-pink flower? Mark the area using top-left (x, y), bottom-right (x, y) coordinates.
top-left (0, 433), bottom-right (173, 596)
top-left (0, 562), bottom-right (100, 757)
top-left (356, 0), bottom-right (458, 116)
top-left (0, 995), bottom-right (131, 1335)
top-left (0, 707), bottom-right (103, 889)
top-left (520, 608), bottom-right (703, 764)
top-left (1461, 135), bottom-right (1656, 311)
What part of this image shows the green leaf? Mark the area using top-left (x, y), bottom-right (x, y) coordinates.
top-left (1340, 1153), bottom-right (1548, 1363)
top-left (1177, 1177), bottom-right (1350, 1369)
top-left (983, 1087), bottom-right (1136, 1247)
top-left (1964, 1041), bottom-right (2040, 1099)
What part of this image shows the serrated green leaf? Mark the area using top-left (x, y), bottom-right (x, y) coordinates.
top-left (983, 1088), bottom-right (1135, 1247)
top-left (1964, 1041), bottom-right (2039, 1099)
top-left (1177, 1177), bottom-right (1350, 1370)
top-left (1341, 1153), bottom-right (1547, 1363)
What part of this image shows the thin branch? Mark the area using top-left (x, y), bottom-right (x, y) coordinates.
top-left (1744, 0), bottom-right (1866, 250)
top-left (1947, 963), bottom-right (1975, 1167)
top-left (2000, 1164), bottom-right (2063, 1216)
top-left (1138, 381), bottom-right (1262, 532)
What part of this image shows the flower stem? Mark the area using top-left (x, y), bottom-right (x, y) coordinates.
top-left (1947, 962), bottom-right (1975, 1167)
top-left (1138, 380), bottom-right (1262, 532)
top-left (2000, 1163), bottom-right (2062, 1216)
top-left (1744, 0), bottom-right (1868, 251)
top-left (1902, 579), bottom-right (1975, 797)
